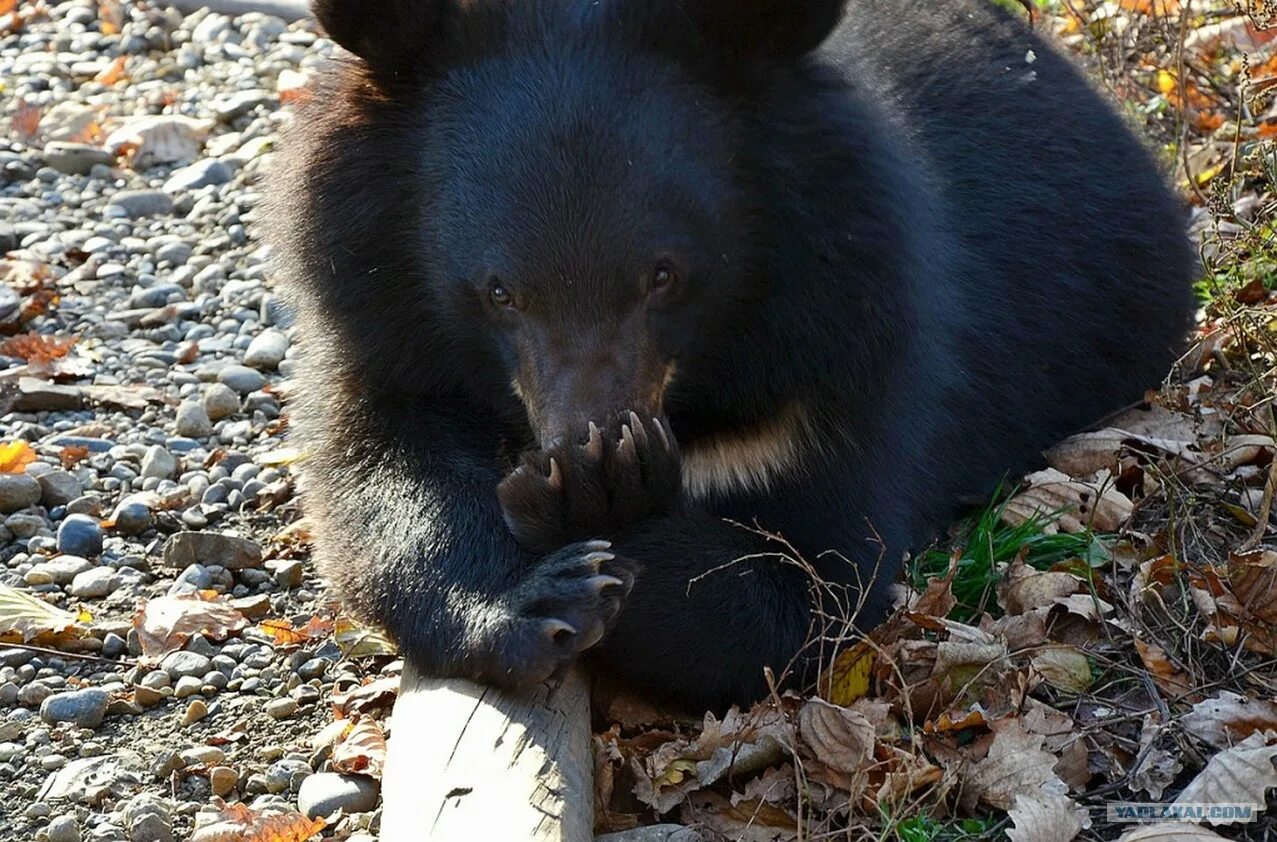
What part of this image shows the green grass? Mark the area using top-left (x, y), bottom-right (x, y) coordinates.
top-left (893, 814), bottom-right (1003, 841)
top-left (908, 492), bottom-right (1109, 621)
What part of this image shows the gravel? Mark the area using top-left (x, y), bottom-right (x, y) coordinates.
top-left (0, 4), bottom-right (389, 840)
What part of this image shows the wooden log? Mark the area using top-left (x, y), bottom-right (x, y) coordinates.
top-left (380, 663), bottom-right (595, 841)
top-left (166, 0), bottom-right (310, 21)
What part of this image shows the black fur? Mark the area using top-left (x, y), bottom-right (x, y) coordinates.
top-left (269, 0), bottom-right (1197, 710)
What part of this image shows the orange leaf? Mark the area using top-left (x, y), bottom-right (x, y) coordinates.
top-left (0, 441), bottom-right (36, 474)
top-left (0, 332), bottom-right (77, 364)
top-left (259, 616), bottom-right (333, 647)
top-left (59, 445), bottom-right (89, 469)
top-left (94, 55), bottom-right (127, 86)
top-left (98, 0), bottom-right (123, 35)
top-left (193, 803), bottom-right (325, 842)
top-left (10, 100), bottom-right (40, 143)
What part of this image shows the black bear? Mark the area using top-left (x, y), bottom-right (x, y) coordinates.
top-left (268, 0), bottom-right (1196, 710)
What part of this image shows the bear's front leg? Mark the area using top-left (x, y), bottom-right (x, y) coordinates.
top-left (497, 413), bottom-right (682, 552)
top-left (307, 400), bottom-right (637, 689)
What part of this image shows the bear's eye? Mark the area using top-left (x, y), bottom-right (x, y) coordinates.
top-left (488, 280), bottom-right (515, 309)
top-left (649, 261), bottom-right (682, 297)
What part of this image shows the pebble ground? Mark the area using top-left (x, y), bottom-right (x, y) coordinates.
top-left (1, 3), bottom-right (390, 840)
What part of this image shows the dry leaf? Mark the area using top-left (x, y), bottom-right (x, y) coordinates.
top-left (822, 640), bottom-right (875, 706)
top-left (334, 617), bottom-right (397, 658)
top-left (330, 717), bottom-right (387, 779)
top-left (797, 699), bottom-right (873, 774)
top-left (189, 802), bottom-right (325, 842)
top-left (964, 719), bottom-right (1068, 811)
top-left (1227, 549), bottom-right (1277, 625)
top-left (1182, 691), bottom-right (1277, 749)
top-left (260, 616), bottom-right (334, 648)
top-left (0, 583), bottom-right (84, 642)
top-left (0, 441), bottom-right (37, 473)
top-left (1129, 716), bottom-right (1183, 800)
top-left (633, 705), bottom-right (792, 814)
top-left (1029, 646), bottom-right (1093, 693)
top-left (679, 791), bottom-right (797, 842)
top-left (10, 100), bottom-right (40, 143)
top-left (332, 676), bottom-right (400, 716)
top-left (1002, 468), bottom-right (1133, 533)
top-left (93, 55), bottom-right (127, 85)
top-left (133, 593), bottom-right (248, 657)
top-left (1006, 792), bottom-right (1085, 842)
top-left (1175, 731), bottom-right (1277, 824)
top-left (0, 332), bottom-right (77, 363)
top-left (1134, 639), bottom-right (1195, 700)
top-left (999, 557), bottom-right (1082, 615)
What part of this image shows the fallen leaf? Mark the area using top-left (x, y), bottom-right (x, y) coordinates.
top-left (10, 100), bottom-right (40, 143)
top-left (1129, 716), bottom-right (1183, 800)
top-left (1029, 646), bottom-right (1093, 693)
top-left (1175, 731), bottom-right (1277, 824)
top-left (333, 617), bottom-right (397, 659)
top-left (332, 676), bottom-right (400, 716)
top-left (1006, 792), bottom-right (1085, 842)
top-left (0, 440), bottom-right (36, 473)
top-left (964, 719), bottom-right (1068, 811)
top-left (822, 640), bottom-right (875, 706)
top-left (93, 55), bottom-right (127, 85)
top-left (1134, 639), bottom-right (1195, 701)
top-left (330, 717), bottom-right (387, 779)
top-left (189, 802), bottom-right (325, 842)
top-left (0, 583), bottom-right (84, 642)
top-left (679, 791), bottom-right (797, 842)
top-left (999, 557), bottom-right (1082, 615)
top-left (260, 616), bottom-right (333, 648)
top-left (1002, 468), bottom-right (1133, 533)
top-left (1227, 549), bottom-right (1277, 625)
top-left (0, 332), bottom-right (77, 363)
top-left (58, 445), bottom-right (90, 469)
top-left (1182, 691), bottom-right (1277, 749)
top-left (798, 698), bottom-right (874, 774)
top-left (133, 593), bottom-right (248, 657)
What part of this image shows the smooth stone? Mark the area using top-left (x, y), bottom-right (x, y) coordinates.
top-left (162, 159), bottom-right (232, 193)
top-left (14, 378), bottom-right (82, 412)
top-left (297, 772), bottom-right (380, 819)
top-left (68, 567), bottom-right (118, 599)
top-left (163, 531), bottom-right (262, 569)
top-left (264, 697), bottom-right (297, 720)
top-left (216, 365), bottom-right (265, 394)
top-left (209, 765), bottom-right (237, 796)
top-left (46, 814), bottom-right (81, 842)
top-left (111, 496), bottom-right (154, 536)
top-left (201, 383), bottom-right (240, 420)
top-left (108, 189), bottom-right (174, 219)
top-left (242, 330), bottom-right (288, 370)
top-left (0, 474), bottom-right (41, 513)
top-left (40, 688), bottom-right (109, 729)
top-left (159, 651), bottom-right (213, 680)
top-left (57, 515), bottom-right (104, 557)
top-left (174, 401), bottom-right (213, 437)
top-left (42, 142), bottom-right (113, 176)
top-left (37, 470), bottom-right (82, 507)
top-left (33, 555), bottom-right (93, 585)
top-left (140, 445), bottom-right (177, 480)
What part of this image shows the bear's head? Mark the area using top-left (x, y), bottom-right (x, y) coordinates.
top-left (280, 0), bottom-right (846, 447)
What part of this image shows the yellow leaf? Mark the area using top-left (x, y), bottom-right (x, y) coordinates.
top-left (825, 641), bottom-right (875, 706)
top-left (1157, 70), bottom-right (1177, 95)
top-left (0, 440), bottom-right (36, 474)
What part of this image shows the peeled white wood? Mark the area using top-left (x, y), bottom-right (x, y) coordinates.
top-left (167, 0), bottom-right (310, 21)
top-left (381, 663), bottom-right (594, 842)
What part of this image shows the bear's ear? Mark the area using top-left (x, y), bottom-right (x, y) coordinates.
top-left (687, 0), bottom-right (845, 60)
top-left (311, 0), bottom-right (448, 73)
